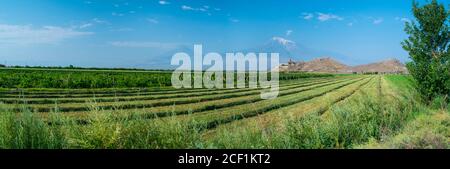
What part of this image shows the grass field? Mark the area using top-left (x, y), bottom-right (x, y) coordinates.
top-left (0, 69), bottom-right (448, 149)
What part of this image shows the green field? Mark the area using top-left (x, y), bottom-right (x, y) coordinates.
top-left (0, 69), bottom-right (448, 149)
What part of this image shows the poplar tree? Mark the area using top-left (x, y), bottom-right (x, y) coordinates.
top-left (402, 0), bottom-right (450, 102)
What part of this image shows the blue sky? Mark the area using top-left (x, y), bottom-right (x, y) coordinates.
top-left (0, 0), bottom-right (448, 68)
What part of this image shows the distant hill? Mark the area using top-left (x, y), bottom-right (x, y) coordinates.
top-left (280, 57), bottom-right (350, 73)
top-left (277, 57), bottom-right (408, 74)
top-left (351, 58), bottom-right (408, 74)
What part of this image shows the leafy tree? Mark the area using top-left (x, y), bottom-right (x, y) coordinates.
top-left (402, 0), bottom-right (450, 102)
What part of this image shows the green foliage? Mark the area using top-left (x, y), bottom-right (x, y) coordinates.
top-left (0, 69), bottom-right (173, 88)
top-left (0, 106), bottom-right (66, 149)
top-left (278, 72), bottom-right (333, 80)
top-left (402, 0), bottom-right (450, 102)
top-left (430, 95), bottom-right (448, 110)
top-left (0, 68), bottom-right (332, 89)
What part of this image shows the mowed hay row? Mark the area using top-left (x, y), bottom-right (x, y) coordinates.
top-left (0, 76), bottom-right (339, 98)
top-left (8, 76), bottom-right (360, 114)
top-left (2, 77), bottom-right (341, 112)
top-left (0, 76), bottom-right (352, 106)
top-left (202, 76), bottom-right (376, 146)
top-left (166, 77), bottom-right (369, 129)
top-left (205, 75), bottom-right (420, 149)
top-left (37, 76), bottom-right (363, 123)
top-left (320, 75), bottom-right (382, 118)
top-left (0, 87), bottom-right (173, 95)
top-left (0, 76), bottom-right (345, 101)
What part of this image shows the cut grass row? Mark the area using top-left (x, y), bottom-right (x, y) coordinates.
top-left (320, 75), bottom-right (382, 118)
top-left (203, 76), bottom-right (377, 148)
top-left (10, 77), bottom-right (360, 113)
top-left (0, 77), bottom-right (342, 99)
top-left (203, 75), bottom-right (425, 149)
top-left (0, 87), bottom-right (173, 95)
top-left (3, 75), bottom-right (438, 149)
top-left (0, 76), bottom-right (338, 96)
top-left (46, 76), bottom-right (366, 128)
top-left (0, 76), bottom-right (350, 105)
top-left (41, 77), bottom-right (364, 125)
top-left (166, 77), bottom-right (370, 129)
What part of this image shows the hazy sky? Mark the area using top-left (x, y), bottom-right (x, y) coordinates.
top-left (0, 0), bottom-right (448, 68)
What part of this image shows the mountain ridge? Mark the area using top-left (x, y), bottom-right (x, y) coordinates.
top-left (277, 57), bottom-right (408, 74)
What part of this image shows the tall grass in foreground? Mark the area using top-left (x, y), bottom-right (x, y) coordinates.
top-left (206, 76), bottom-right (449, 149)
top-left (0, 104), bottom-right (205, 149)
top-left (284, 91), bottom-right (420, 148)
top-left (0, 106), bottom-right (66, 149)
top-left (207, 90), bottom-right (423, 149)
top-left (359, 111), bottom-right (450, 149)
top-left (0, 75), bottom-right (447, 149)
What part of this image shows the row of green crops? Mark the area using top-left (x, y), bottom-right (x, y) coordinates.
top-left (0, 68), bottom-right (173, 88)
top-left (0, 68), bottom-right (334, 89)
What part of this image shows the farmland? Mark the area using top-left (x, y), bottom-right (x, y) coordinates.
top-left (0, 68), bottom-right (448, 149)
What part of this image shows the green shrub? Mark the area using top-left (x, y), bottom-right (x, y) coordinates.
top-left (431, 95), bottom-right (449, 110)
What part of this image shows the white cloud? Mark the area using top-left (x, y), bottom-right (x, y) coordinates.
top-left (302, 13), bottom-right (314, 20)
top-left (396, 17), bottom-right (411, 23)
top-left (92, 18), bottom-right (109, 24)
top-left (181, 5), bottom-right (195, 11)
top-left (79, 23), bottom-right (93, 29)
top-left (147, 18), bottom-right (159, 24)
top-left (0, 24), bottom-right (93, 45)
top-left (74, 18), bottom-right (109, 29)
top-left (109, 41), bottom-right (179, 49)
top-left (317, 13), bottom-right (343, 22)
top-left (373, 18), bottom-right (384, 24)
top-left (286, 30), bottom-right (293, 36)
top-left (159, 1), bottom-right (170, 5)
top-left (181, 5), bottom-right (208, 12)
top-left (214, 8), bottom-right (221, 11)
top-left (272, 37), bottom-right (296, 46)
top-left (347, 22), bottom-right (353, 27)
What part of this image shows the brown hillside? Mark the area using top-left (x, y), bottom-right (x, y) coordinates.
top-left (278, 57), bottom-right (350, 73)
top-left (299, 57), bottom-right (350, 73)
top-left (350, 59), bottom-right (408, 74)
top-left (277, 57), bottom-right (408, 74)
